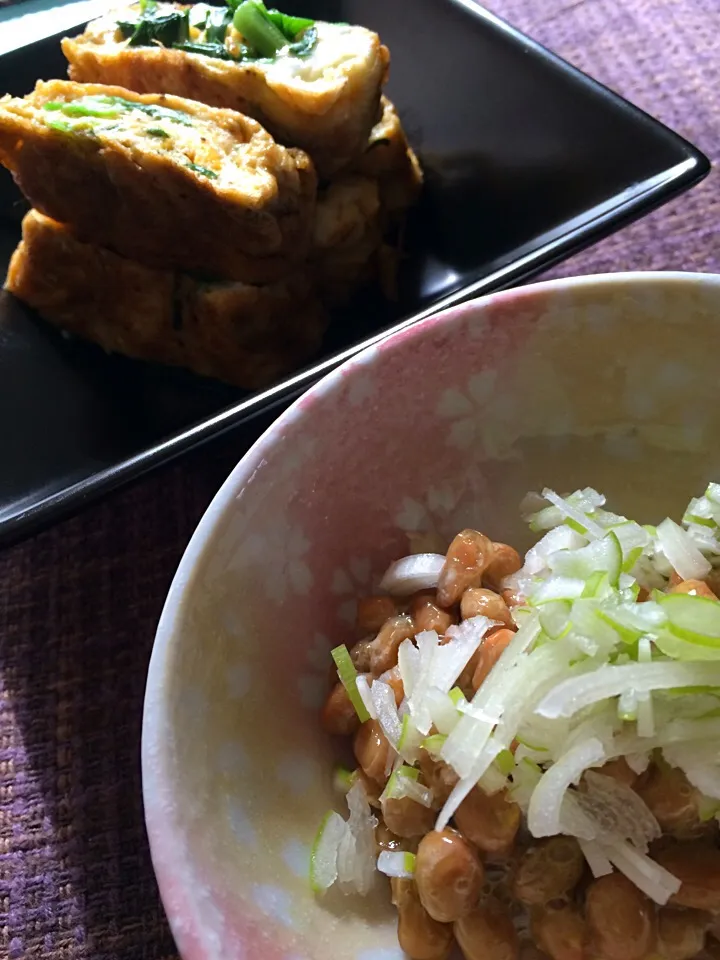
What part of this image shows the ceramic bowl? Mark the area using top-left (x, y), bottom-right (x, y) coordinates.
top-left (142, 271), bottom-right (720, 960)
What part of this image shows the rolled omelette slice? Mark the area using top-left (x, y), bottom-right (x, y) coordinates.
top-left (353, 96), bottom-right (423, 221)
top-left (312, 175), bottom-right (383, 306)
top-left (62, 2), bottom-right (390, 179)
top-left (311, 102), bottom-right (423, 305)
top-left (0, 80), bottom-right (316, 284)
top-left (5, 209), bottom-right (329, 390)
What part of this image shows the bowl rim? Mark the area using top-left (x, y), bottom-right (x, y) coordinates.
top-left (141, 269), bottom-right (720, 959)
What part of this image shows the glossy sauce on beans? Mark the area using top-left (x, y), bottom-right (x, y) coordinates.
top-left (437, 529), bottom-right (494, 608)
top-left (455, 786), bottom-right (521, 857)
top-left (655, 842), bottom-right (720, 912)
top-left (354, 719), bottom-right (390, 782)
top-left (530, 903), bottom-right (585, 960)
top-left (513, 837), bottom-right (584, 906)
top-left (415, 829), bottom-right (484, 923)
top-left (454, 897), bottom-right (519, 960)
top-left (585, 874), bottom-right (654, 960)
top-left (392, 877), bottom-right (454, 960)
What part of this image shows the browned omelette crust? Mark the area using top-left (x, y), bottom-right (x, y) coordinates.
top-left (0, 80), bottom-right (316, 284)
top-left (353, 96), bottom-right (423, 219)
top-left (62, 8), bottom-right (390, 179)
top-left (6, 209), bottom-right (329, 390)
top-left (318, 100), bottom-right (422, 303)
top-left (312, 175), bottom-right (383, 306)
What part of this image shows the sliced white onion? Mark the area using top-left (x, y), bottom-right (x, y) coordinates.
top-left (384, 774), bottom-right (434, 808)
top-left (636, 637), bottom-right (655, 738)
top-left (579, 839), bottom-right (613, 878)
top-left (426, 688), bottom-right (461, 735)
top-left (523, 488), bottom-right (606, 534)
top-left (552, 706), bottom-right (616, 764)
top-left (371, 681), bottom-right (402, 749)
top-left (397, 638), bottom-right (420, 699)
top-left (337, 781), bottom-right (378, 895)
top-left (610, 717), bottom-right (720, 761)
top-left (379, 554), bottom-right (445, 596)
top-left (386, 750), bottom-right (403, 778)
top-left (706, 483), bottom-right (720, 506)
top-left (407, 630), bottom-right (442, 735)
top-left (333, 766), bottom-right (356, 795)
top-left (479, 613), bottom-right (542, 713)
top-left (580, 771), bottom-right (660, 851)
top-left (524, 526), bottom-right (588, 576)
top-left (406, 622), bottom-right (490, 737)
top-left (355, 675), bottom-right (377, 720)
top-left (542, 488), bottom-right (605, 539)
top-left (431, 616), bottom-right (493, 694)
top-left (632, 554), bottom-right (670, 591)
top-left (458, 701), bottom-right (504, 724)
top-left (441, 617), bottom-right (541, 779)
top-left (377, 850), bottom-right (416, 879)
top-left (527, 738), bottom-right (606, 838)
top-left (598, 599), bottom-right (667, 642)
top-left (686, 523), bottom-right (720, 555)
top-left (664, 743), bottom-right (720, 799)
top-left (492, 642), bottom-right (589, 752)
top-left (536, 662), bottom-right (720, 720)
top-left (501, 570), bottom-right (536, 603)
top-left (508, 758), bottom-right (543, 811)
top-left (478, 762), bottom-right (508, 796)
top-left (599, 839), bottom-right (680, 905)
top-left (381, 764), bottom-right (433, 808)
top-left (611, 521), bottom-right (652, 566)
top-left (310, 811), bottom-right (347, 893)
top-left (436, 739), bottom-right (503, 831)
top-left (528, 576), bottom-right (586, 605)
top-left (441, 712), bottom-right (497, 783)
top-left (663, 717), bottom-right (720, 743)
top-left (397, 713), bottom-right (424, 764)
top-left (404, 779), bottom-right (434, 808)
top-left (559, 793), bottom-right (598, 841)
top-left (656, 517), bottom-right (712, 581)
top-left (683, 495), bottom-right (716, 527)
top-left (547, 534), bottom-right (622, 584)
top-left (564, 600), bottom-right (619, 655)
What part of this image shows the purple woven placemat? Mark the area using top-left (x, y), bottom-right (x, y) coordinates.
top-left (0, 1), bottom-right (718, 957)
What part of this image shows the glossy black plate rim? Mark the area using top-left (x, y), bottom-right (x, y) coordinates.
top-left (0, 0), bottom-right (710, 548)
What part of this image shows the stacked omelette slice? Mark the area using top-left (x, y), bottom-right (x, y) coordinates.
top-left (0, 2), bottom-right (422, 389)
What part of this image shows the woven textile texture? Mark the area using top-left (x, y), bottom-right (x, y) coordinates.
top-left (0, 0), bottom-right (718, 957)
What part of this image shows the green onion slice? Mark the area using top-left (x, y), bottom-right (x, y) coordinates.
top-left (331, 645), bottom-right (370, 722)
top-left (233, 0), bottom-right (287, 56)
top-left (495, 749), bottom-right (515, 776)
top-left (422, 733), bottom-right (447, 758)
top-left (309, 810), bottom-right (346, 893)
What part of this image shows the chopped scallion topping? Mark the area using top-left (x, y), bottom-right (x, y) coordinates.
top-left (331, 645), bottom-right (370, 722)
top-left (232, 0), bottom-right (287, 57)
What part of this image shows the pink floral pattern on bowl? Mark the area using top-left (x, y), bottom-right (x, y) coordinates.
top-left (142, 272), bottom-right (720, 960)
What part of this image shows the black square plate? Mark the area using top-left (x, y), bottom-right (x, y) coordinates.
top-left (0, 0), bottom-right (710, 546)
